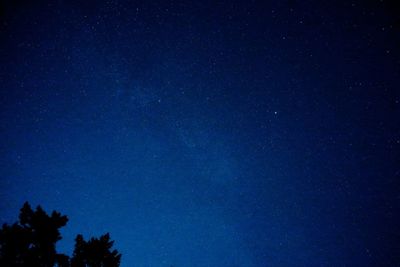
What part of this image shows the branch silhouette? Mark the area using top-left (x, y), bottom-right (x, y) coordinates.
top-left (0, 202), bottom-right (121, 267)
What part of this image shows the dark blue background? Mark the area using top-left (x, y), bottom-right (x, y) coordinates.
top-left (1, 1), bottom-right (399, 266)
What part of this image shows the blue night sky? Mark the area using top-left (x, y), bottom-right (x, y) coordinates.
top-left (0, 0), bottom-right (399, 266)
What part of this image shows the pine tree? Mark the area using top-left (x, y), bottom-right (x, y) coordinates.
top-left (0, 203), bottom-right (121, 267)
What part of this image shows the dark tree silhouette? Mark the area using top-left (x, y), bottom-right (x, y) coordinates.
top-left (71, 234), bottom-right (121, 267)
top-left (0, 202), bottom-right (121, 267)
top-left (0, 202), bottom-right (68, 267)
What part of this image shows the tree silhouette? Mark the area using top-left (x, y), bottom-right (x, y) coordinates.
top-left (0, 202), bottom-right (121, 267)
top-left (71, 234), bottom-right (121, 267)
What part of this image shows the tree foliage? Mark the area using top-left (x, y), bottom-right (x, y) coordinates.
top-left (71, 234), bottom-right (121, 267)
top-left (0, 202), bottom-right (121, 267)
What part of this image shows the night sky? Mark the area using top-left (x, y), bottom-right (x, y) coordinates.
top-left (1, 0), bottom-right (400, 266)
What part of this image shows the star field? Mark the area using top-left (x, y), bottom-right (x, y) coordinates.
top-left (0, 1), bottom-right (400, 266)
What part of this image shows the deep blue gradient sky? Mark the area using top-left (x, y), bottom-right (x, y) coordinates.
top-left (1, 1), bottom-right (400, 266)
